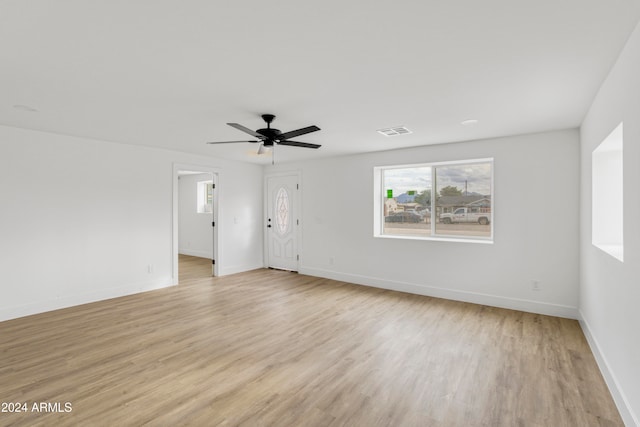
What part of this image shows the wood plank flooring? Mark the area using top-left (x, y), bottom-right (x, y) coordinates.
top-left (0, 255), bottom-right (622, 426)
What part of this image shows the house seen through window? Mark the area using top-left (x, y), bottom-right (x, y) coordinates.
top-left (375, 159), bottom-right (493, 241)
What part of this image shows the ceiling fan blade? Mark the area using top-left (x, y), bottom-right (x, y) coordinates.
top-left (227, 123), bottom-right (263, 138)
top-left (278, 140), bottom-right (321, 149)
top-left (206, 140), bottom-right (260, 144)
top-left (278, 125), bottom-right (320, 140)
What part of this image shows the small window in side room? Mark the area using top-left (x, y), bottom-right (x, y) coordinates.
top-left (197, 180), bottom-right (213, 213)
top-left (592, 123), bottom-right (623, 262)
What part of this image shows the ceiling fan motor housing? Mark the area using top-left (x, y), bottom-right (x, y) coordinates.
top-left (257, 114), bottom-right (279, 145)
top-left (256, 128), bottom-right (281, 145)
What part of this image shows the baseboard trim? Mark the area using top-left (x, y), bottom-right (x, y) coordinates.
top-left (299, 267), bottom-right (578, 319)
top-left (579, 312), bottom-right (639, 427)
top-left (219, 263), bottom-right (265, 277)
top-left (0, 278), bottom-right (174, 322)
top-left (178, 249), bottom-right (213, 259)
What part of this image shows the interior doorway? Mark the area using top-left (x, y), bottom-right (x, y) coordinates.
top-left (172, 164), bottom-right (219, 284)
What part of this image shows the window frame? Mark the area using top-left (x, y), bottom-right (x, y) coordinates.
top-left (196, 180), bottom-right (214, 214)
top-left (374, 158), bottom-right (494, 243)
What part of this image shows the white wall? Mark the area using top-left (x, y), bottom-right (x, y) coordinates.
top-left (580, 21), bottom-right (640, 427)
top-left (0, 125), bottom-right (263, 321)
top-left (178, 173), bottom-right (213, 259)
top-left (266, 129), bottom-right (580, 318)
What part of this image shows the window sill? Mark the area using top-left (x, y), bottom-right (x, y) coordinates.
top-left (375, 233), bottom-right (493, 244)
top-left (593, 243), bottom-right (623, 262)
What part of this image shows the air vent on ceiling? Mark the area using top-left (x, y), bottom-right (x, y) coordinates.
top-left (377, 126), bottom-right (412, 136)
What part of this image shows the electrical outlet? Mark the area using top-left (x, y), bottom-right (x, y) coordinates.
top-left (329, 257), bottom-right (334, 265)
top-left (531, 280), bottom-right (541, 291)
top-left (147, 264), bottom-right (154, 274)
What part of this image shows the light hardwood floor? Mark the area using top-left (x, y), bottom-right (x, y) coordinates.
top-left (0, 255), bottom-right (622, 426)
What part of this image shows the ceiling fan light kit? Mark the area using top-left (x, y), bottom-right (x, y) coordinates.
top-left (256, 144), bottom-right (271, 155)
top-left (207, 114), bottom-right (321, 164)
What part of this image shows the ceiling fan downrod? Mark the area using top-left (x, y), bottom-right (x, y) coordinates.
top-left (262, 114), bottom-right (275, 127)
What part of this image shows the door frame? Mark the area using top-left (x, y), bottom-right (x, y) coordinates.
top-left (264, 170), bottom-right (301, 270)
top-left (172, 163), bottom-right (220, 284)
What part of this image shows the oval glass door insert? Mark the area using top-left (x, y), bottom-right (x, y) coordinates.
top-left (275, 187), bottom-right (290, 235)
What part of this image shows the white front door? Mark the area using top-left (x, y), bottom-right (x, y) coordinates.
top-left (266, 175), bottom-right (298, 271)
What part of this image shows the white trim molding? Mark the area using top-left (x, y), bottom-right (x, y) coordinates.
top-left (0, 278), bottom-right (174, 322)
top-left (579, 312), bottom-right (639, 427)
top-left (300, 267), bottom-right (579, 319)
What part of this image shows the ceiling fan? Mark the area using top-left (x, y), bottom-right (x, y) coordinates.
top-left (206, 114), bottom-right (321, 163)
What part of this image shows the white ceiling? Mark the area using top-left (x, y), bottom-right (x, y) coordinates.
top-left (1, 1), bottom-right (639, 164)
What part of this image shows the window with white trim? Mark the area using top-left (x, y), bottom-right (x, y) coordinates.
top-left (197, 180), bottom-right (213, 213)
top-left (374, 159), bottom-right (493, 241)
